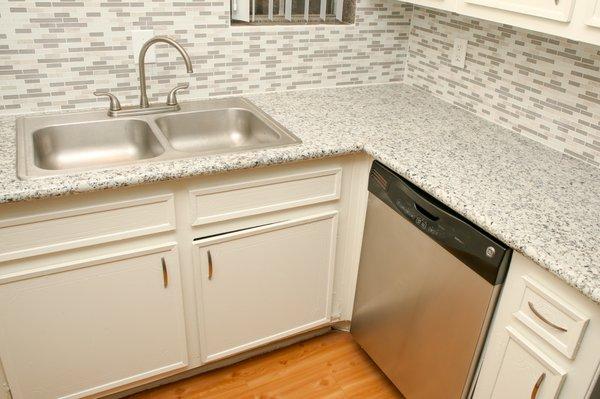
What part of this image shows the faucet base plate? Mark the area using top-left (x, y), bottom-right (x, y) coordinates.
top-left (107, 103), bottom-right (181, 117)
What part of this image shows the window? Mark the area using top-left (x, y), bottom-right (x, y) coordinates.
top-left (230, 0), bottom-right (355, 25)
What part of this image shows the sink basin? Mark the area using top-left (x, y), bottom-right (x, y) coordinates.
top-left (16, 97), bottom-right (301, 179)
top-left (155, 108), bottom-right (297, 154)
top-left (31, 120), bottom-right (165, 171)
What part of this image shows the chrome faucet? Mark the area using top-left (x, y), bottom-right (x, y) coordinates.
top-left (138, 36), bottom-right (194, 108)
top-left (94, 35), bottom-right (194, 117)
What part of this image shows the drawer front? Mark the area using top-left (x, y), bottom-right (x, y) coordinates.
top-left (514, 275), bottom-right (589, 359)
top-left (189, 168), bottom-right (341, 226)
top-left (464, 0), bottom-right (576, 22)
top-left (0, 194), bottom-right (176, 262)
top-left (490, 327), bottom-right (566, 399)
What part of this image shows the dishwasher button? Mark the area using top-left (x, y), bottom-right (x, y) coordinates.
top-left (486, 246), bottom-right (496, 258)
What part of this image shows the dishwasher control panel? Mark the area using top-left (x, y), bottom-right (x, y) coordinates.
top-left (368, 161), bottom-right (511, 285)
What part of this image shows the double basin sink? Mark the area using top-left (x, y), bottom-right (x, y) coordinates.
top-left (16, 98), bottom-right (301, 179)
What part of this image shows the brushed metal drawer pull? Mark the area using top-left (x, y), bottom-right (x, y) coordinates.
top-left (528, 301), bottom-right (568, 332)
top-left (161, 257), bottom-right (168, 288)
top-left (207, 250), bottom-right (213, 280)
top-left (531, 372), bottom-right (546, 399)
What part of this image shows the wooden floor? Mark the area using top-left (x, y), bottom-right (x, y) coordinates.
top-left (128, 332), bottom-right (404, 399)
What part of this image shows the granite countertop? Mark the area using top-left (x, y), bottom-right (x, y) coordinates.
top-left (1, 84), bottom-right (599, 304)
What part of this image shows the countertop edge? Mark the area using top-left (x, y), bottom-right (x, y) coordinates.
top-left (2, 145), bottom-right (597, 305)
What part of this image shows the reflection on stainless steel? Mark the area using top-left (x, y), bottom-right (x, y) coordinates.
top-left (16, 97), bottom-right (301, 179)
top-left (353, 194), bottom-right (497, 399)
top-left (138, 36), bottom-right (193, 109)
top-left (352, 162), bottom-right (511, 399)
top-left (32, 120), bottom-right (164, 170)
top-left (156, 108), bottom-right (283, 154)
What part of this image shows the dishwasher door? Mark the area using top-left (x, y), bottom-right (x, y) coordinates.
top-left (351, 163), bottom-right (509, 399)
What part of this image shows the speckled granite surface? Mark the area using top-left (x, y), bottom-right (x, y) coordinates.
top-left (1, 84), bottom-right (599, 304)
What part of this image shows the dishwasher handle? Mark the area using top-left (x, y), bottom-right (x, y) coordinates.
top-left (368, 164), bottom-right (444, 225)
top-left (388, 175), bottom-right (454, 233)
top-left (413, 202), bottom-right (440, 222)
top-left (396, 179), bottom-right (444, 223)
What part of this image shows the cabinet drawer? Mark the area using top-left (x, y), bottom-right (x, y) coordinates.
top-left (490, 327), bottom-right (566, 399)
top-left (514, 275), bottom-right (589, 359)
top-left (0, 194), bottom-right (176, 262)
top-left (464, 0), bottom-right (576, 22)
top-left (189, 168), bottom-right (341, 226)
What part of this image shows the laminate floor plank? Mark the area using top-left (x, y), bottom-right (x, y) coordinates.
top-left (127, 332), bottom-right (404, 399)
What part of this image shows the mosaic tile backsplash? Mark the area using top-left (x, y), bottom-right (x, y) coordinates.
top-left (0, 0), bottom-right (412, 115)
top-left (405, 6), bottom-right (600, 167)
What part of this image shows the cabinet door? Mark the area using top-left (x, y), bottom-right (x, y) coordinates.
top-left (195, 212), bottom-right (337, 362)
top-left (588, 0), bottom-right (600, 27)
top-left (0, 244), bottom-right (188, 399)
top-left (474, 327), bottom-right (566, 399)
top-left (463, 0), bottom-right (576, 21)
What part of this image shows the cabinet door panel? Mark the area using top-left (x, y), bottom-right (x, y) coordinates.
top-left (0, 244), bottom-right (188, 399)
top-left (475, 326), bottom-right (566, 399)
top-left (195, 213), bottom-right (337, 362)
top-left (588, 0), bottom-right (600, 26)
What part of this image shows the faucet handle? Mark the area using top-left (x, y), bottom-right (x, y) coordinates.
top-left (93, 91), bottom-right (122, 112)
top-left (166, 83), bottom-right (189, 106)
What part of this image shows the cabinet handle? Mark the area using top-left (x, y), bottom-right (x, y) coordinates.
top-left (528, 301), bottom-right (567, 332)
top-left (161, 257), bottom-right (168, 288)
top-left (531, 372), bottom-right (546, 399)
top-left (207, 250), bottom-right (213, 280)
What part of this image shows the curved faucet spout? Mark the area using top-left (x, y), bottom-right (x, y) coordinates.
top-left (138, 36), bottom-right (194, 108)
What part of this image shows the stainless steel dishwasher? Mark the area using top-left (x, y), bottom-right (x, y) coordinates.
top-left (352, 161), bottom-right (512, 399)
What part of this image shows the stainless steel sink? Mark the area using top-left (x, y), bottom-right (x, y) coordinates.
top-left (16, 98), bottom-right (301, 179)
top-left (32, 120), bottom-right (164, 171)
top-left (155, 108), bottom-right (295, 154)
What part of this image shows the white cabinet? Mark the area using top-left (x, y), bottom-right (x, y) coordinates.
top-left (587, 0), bottom-right (600, 26)
top-left (194, 212), bottom-right (338, 362)
top-left (463, 0), bottom-right (576, 22)
top-left (473, 253), bottom-right (600, 399)
top-left (411, 0), bottom-right (600, 46)
top-left (0, 244), bottom-right (188, 399)
top-left (484, 327), bottom-right (566, 398)
top-left (0, 155), bottom-right (367, 398)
